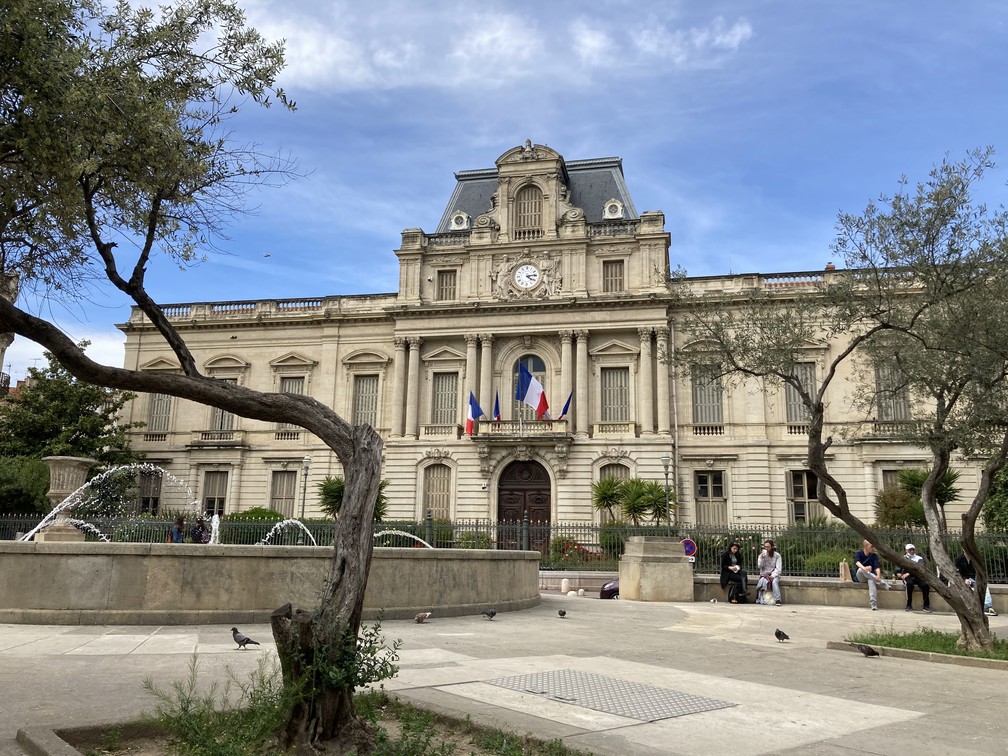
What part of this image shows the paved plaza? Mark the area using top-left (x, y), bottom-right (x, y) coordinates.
top-left (0, 593), bottom-right (1005, 754)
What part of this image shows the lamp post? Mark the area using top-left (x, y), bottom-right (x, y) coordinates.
top-left (660, 451), bottom-right (671, 537)
top-left (298, 455), bottom-right (311, 545)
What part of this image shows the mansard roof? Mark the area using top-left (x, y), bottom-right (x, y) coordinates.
top-left (435, 154), bottom-right (638, 234)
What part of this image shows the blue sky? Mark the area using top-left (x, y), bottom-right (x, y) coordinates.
top-left (6, 0), bottom-right (1008, 382)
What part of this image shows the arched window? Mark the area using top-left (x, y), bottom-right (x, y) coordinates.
top-left (514, 185), bottom-right (543, 240)
top-left (423, 464), bottom-right (452, 520)
top-left (513, 354), bottom-right (547, 422)
top-left (597, 463), bottom-right (629, 523)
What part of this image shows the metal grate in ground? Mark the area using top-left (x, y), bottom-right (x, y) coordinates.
top-left (486, 669), bottom-right (736, 722)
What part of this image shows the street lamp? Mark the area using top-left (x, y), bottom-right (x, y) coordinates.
top-left (298, 455), bottom-right (311, 545)
top-left (660, 451), bottom-right (672, 537)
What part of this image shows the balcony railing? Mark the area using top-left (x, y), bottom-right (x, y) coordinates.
top-left (690, 424), bottom-right (725, 436)
top-left (421, 424), bottom-right (462, 439)
top-left (588, 221), bottom-right (638, 238)
top-left (275, 430), bottom-right (301, 441)
top-left (475, 419), bottom-right (570, 437)
top-left (190, 429), bottom-right (246, 446)
top-left (593, 422), bottom-right (635, 436)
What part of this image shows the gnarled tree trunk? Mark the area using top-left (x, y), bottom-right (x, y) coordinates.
top-left (270, 424), bottom-right (383, 752)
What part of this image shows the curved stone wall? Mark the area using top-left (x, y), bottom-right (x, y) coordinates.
top-left (0, 542), bottom-right (541, 625)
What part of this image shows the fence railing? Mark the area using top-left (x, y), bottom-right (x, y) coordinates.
top-left (2, 515), bottom-right (1007, 582)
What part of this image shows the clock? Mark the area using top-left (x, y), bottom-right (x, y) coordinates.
top-left (513, 263), bottom-right (541, 289)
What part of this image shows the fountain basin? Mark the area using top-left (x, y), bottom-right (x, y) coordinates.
top-left (0, 542), bottom-right (540, 625)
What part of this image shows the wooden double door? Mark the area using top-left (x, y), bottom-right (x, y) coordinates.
top-left (497, 460), bottom-right (551, 553)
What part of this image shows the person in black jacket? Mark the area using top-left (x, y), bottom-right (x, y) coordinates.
top-left (720, 541), bottom-right (748, 602)
top-left (955, 552), bottom-right (998, 616)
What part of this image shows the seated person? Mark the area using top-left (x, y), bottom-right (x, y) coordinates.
top-left (720, 541), bottom-right (748, 602)
top-left (853, 539), bottom-right (890, 610)
top-left (955, 551), bottom-right (997, 616)
top-left (894, 543), bottom-right (932, 613)
top-left (755, 539), bottom-right (783, 606)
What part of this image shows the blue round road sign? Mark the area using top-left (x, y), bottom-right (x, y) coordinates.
top-left (681, 538), bottom-right (697, 557)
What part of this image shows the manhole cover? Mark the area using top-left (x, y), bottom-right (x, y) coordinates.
top-left (486, 669), bottom-right (735, 722)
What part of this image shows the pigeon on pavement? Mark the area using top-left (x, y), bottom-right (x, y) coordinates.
top-left (482, 609), bottom-right (496, 620)
top-left (415, 612), bottom-right (431, 624)
top-left (558, 609), bottom-right (566, 618)
top-left (231, 627), bottom-right (260, 650)
top-left (774, 628), bottom-right (789, 642)
top-left (851, 642), bottom-right (880, 657)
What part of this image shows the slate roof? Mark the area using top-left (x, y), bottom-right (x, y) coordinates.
top-left (435, 156), bottom-right (638, 234)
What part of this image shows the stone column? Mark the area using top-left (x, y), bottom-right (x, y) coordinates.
top-left (404, 336), bottom-right (423, 439)
top-left (464, 333), bottom-right (479, 397)
top-left (575, 330), bottom-right (589, 437)
top-left (479, 334), bottom-right (494, 414)
top-left (638, 327), bottom-right (654, 436)
top-left (656, 326), bottom-right (671, 436)
top-left (559, 330), bottom-right (573, 400)
top-left (389, 337), bottom-right (407, 438)
top-left (34, 456), bottom-right (97, 542)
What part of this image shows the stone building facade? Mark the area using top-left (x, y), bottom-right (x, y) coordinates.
top-left (118, 142), bottom-right (979, 527)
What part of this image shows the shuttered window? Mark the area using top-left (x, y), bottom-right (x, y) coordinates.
top-left (875, 364), bottom-right (910, 421)
top-left (785, 362), bottom-right (816, 424)
top-left (431, 372), bottom-right (458, 425)
top-left (353, 374), bottom-right (379, 427)
top-left (203, 471), bottom-right (228, 515)
top-left (279, 376), bottom-right (305, 430)
top-left (436, 270), bottom-right (457, 301)
top-left (600, 367), bottom-right (629, 422)
top-left (147, 393), bottom-right (172, 433)
top-left (424, 464), bottom-right (452, 519)
top-left (602, 260), bottom-right (625, 292)
top-left (690, 365), bottom-right (723, 425)
top-left (514, 185), bottom-right (543, 238)
top-left (270, 470), bottom-right (297, 517)
top-left (209, 377), bottom-right (237, 431)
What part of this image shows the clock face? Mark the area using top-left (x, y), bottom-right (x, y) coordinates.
top-left (513, 263), bottom-right (541, 289)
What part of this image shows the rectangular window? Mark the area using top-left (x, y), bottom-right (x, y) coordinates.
top-left (138, 470), bottom-right (162, 516)
top-left (788, 469), bottom-right (824, 523)
top-left (423, 464), bottom-right (452, 520)
top-left (278, 376), bottom-right (305, 430)
top-left (875, 364), bottom-right (910, 421)
top-left (270, 470), bottom-right (298, 517)
top-left (147, 393), bottom-right (172, 433)
top-left (209, 377), bottom-right (237, 431)
top-left (436, 270), bottom-right (457, 301)
top-left (785, 362), bottom-right (816, 426)
top-left (882, 469), bottom-right (901, 491)
top-left (203, 470), bottom-right (228, 516)
top-left (602, 260), bottom-right (625, 293)
top-left (431, 372), bottom-right (458, 425)
top-left (690, 364), bottom-right (723, 430)
top-left (600, 367), bottom-right (630, 423)
top-left (694, 470), bottom-right (727, 525)
top-left (353, 374), bottom-right (379, 427)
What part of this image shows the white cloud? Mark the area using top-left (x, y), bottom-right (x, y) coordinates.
top-left (3, 330), bottom-right (125, 386)
top-left (631, 15), bottom-right (753, 68)
top-left (571, 20), bottom-right (615, 67)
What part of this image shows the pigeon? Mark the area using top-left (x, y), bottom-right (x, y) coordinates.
top-left (415, 612), bottom-right (431, 624)
top-left (231, 627), bottom-right (260, 650)
top-left (774, 628), bottom-right (789, 643)
top-left (482, 609), bottom-right (496, 620)
top-left (558, 609), bottom-right (566, 618)
top-left (851, 642), bottom-right (880, 657)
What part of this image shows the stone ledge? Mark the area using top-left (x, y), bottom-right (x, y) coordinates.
top-left (826, 640), bottom-right (1008, 671)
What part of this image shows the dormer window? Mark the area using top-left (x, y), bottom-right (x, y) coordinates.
top-left (603, 198), bottom-right (625, 220)
top-left (514, 185), bottom-right (543, 240)
top-left (450, 211), bottom-right (470, 230)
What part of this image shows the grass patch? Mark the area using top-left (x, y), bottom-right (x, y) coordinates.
top-left (846, 625), bottom-right (1008, 661)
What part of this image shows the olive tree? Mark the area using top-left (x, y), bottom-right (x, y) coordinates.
top-left (672, 149), bottom-right (1008, 651)
top-left (0, 0), bottom-right (385, 748)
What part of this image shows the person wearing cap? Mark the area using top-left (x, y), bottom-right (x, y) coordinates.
top-left (895, 543), bottom-right (932, 613)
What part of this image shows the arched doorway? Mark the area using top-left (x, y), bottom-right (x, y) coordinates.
top-left (497, 460), bottom-right (551, 553)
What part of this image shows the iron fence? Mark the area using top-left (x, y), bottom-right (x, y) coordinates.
top-left (2, 514), bottom-right (1007, 582)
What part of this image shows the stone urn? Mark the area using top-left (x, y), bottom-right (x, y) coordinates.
top-left (34, 456), bottom-right (98, 542)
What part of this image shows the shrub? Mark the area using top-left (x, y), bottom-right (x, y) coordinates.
top-left (874, 486), bottom-right (926, 528)
top-left (226, 507), bottom-right (284, 521)
top-left (803, 548), bottom-right (849, 577)
top-left (456, 530), bottom-right (493, 549)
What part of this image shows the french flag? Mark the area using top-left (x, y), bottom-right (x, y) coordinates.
top-left (515, 364), bottom-right (549, 420)
top-left (557, 391), bottom-right (573, 420)
top-left (465, 391), bottom-right (485, 435)
top-left (493, 391), bottom-right (501, 422)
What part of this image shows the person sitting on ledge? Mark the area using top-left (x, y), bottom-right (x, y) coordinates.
top-left (895, 543), bottom-right (932, 613)
top-left (955, 550), bottom-right (998, 616)
top-left (853, 539), bottom-right (890, 610)
top-left (720, 541), bottom-right (749, 603)
top-left (755, 539), bottom-right (783, 606)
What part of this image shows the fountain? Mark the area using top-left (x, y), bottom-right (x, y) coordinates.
top-left (21, 462), bottom-right (201, 542)
top-left (373, 529), bottom-right (433, 548)
top-left (258, 518), bottom-right (318, 546)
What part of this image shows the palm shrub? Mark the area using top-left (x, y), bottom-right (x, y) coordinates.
top-left (619, 479), bottom-right (653, 525)
top-left (591, 476), bottom-right (624, 521)
top-left (317, 475), bottom-right (388, 522)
